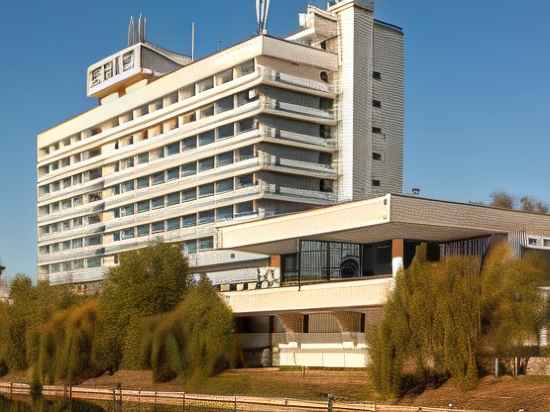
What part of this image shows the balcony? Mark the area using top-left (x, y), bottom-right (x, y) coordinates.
top-left (260, 68), bottom-right (335, 95)
top-left (237, 333), bottom-right (366, 350)
top-left (222, 277), bottom-right (393, 315)
top-left (48, 266), bottom-right (105, 286)
top-left (262, 126), bottom-right (336, 150)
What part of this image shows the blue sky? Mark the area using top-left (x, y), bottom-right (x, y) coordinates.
top-left (1, 0), bottom-right (549, 279)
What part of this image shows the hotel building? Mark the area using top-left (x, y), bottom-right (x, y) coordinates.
top-left (36, 0), bottom-right (404, 289)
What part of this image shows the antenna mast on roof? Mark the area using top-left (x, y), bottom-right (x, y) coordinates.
top-left (256, 0), bottom-right (271, 35)
top-left (128, 14), bottom-right (147, 46)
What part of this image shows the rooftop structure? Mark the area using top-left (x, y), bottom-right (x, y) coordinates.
top-left (36, 0), bottom-right (405, 290)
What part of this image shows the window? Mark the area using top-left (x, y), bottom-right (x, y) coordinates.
top-left (198, 157), bottom-right (215, 172)
top-left (372, 127), bottom-right (382, 134)
top-left (91, 67), bottom-right (102, 85)
top-left (373, 71), bottom-right (382, 80)
top-left (199, 237), bottom-right (214, 251)
top-left (216, 178), bottom-right (234, 193)
top-left (196, 77), bottom-right (214, 93)
top-left (152, 221), bottom-right (165, 234)
top-left (63, 221), bottom-right (71, 231)
top-left (181, 188), bottom-right (197, 202)
top-left (51, 244), bottom-right (60, 253)
top-left (167, 218), bottom-right (180, 231)
top-left (167, 192), bottom-right (180, 206)
top-left (217, 123), bottom-right (234, 140)
top-left (216, 206), bottom-right (233, 221)
top-left (181, 162), bottom-right (197, 177)
top-left (237, 89), bottom-right (258, 106)
top-left (113, 231), bottom-right (121, 242)
top-left (122, 51), bottom-right (134, 71)
top-left (87, 235), bottom-right (102, 246)
top-left (152, 196), bottom-right (165, 209)
top-left (121, 180), bottom-right (135, 193)
top-left (182, 214), bottom-right (197, 228)
top-left (528, 238), bottom-right (538, 246)
top-left (372, 180), bottom-right (381, 187)
top-left (137, 176), bottom-right (150, 189)
top-left (72, 238), bottom-right (83, 249)
top-left (137, 200), bottom-right (150, 213)
top-left (62, 262), bottom-right (72, 272)
top-left (236, 201), bottom-right (254, 215)
top-left (373, 100), bottom-right (382, 108)
top-left (167, 167), bottom-right (179, 181)
top-left (62, 241), bottom-right (71, 251)
top-left (120, 204), bottom-right (134, 217)
top-left (238, 118), bottom-right (256, 134)
top-left (152, 172), bottom-right (165, 186)
top-left (73, 217), bottom-right (83, 228)
top-left (320, 71), bottom-right (329, 83)
top-left (216, 69), bottom-right (234, 85)
top-left (73, 196), bottom-right (83, 207)
top-left (237, 174), bottom-right (254, 188)
top-left (138, 152), bottom-right (149, 164)
top-left (199, 184), bottom-right (215, 198)
top-left (199, 104), bottom-right (215, 118)
top-left (87, 257), bottom-right (102, 268)
top-left (182, 136), bottom-right (197, 151)
top-left (373, 152), bottom-right (382, 161)
top-left (198, 210), bottom-right (215, 225)
top-left (150, 148), bottom-right (164, 162)
top-left (544, 239), bottom-right (550, 248)
top-left (73, 259), bottom-right (84, 269)
top-left (236, 60), bottom-right (255, 77)
top-left (121, 228), bottom-right (135, 240)
top-left (137, 224), bottom-right (150, 237)
top-left (215, 96), bottom-right (235, 114)
top-left (165, 142), bottom-right (180, 156)
top-left (238, 146), bottom-right (254, 161)
top-left (104, 62), bottom-right (113, 79)
top-left (183, 240), bottom-right (197, 254)
top-left (216, 152), bottom-right (234, 167)
top-left (199, 130), bottom-right (215, 146)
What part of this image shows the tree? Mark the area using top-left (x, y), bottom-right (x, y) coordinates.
top-left (368, 242), bottom-right (546, 398)
top-left (490, 192), bottom-right (514, 209)
top-left (0, 275), bottom-right (76, 372)
top-left (93, 243), bottom-right (190, 372)
top-left (520, 196), bottom-right (548, 214)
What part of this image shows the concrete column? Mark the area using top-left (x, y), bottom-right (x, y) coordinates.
top-left (392, 239), bottom-right (404, 278)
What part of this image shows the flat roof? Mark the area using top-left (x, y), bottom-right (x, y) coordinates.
top-left (217, 194), bottom-right (550, 255)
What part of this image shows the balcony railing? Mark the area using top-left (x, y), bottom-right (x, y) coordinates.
top-left (262, 126), bottom-right (336, 149)
top-left (260, 68), bottom-right (335, 94)
top-left (236, 333), bottom-right (366, 350)
top-left (263, 98), bottom-right (335, 120)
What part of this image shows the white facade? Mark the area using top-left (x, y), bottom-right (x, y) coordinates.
top-left (36, 1), bottom-right (404, 288)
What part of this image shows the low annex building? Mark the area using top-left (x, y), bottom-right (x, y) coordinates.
top-left (215, 194), bottom-right (550, 368)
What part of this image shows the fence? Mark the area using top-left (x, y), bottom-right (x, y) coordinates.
top-left (0, 382), bottom-right (487, 412)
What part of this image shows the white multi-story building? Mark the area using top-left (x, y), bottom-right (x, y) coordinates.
top-left (36, 0), bottom-right (404, 290)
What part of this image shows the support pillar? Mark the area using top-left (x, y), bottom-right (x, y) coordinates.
top-left (392, 239), bottom-right (405, 278)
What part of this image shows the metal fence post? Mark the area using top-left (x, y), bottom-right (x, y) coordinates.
top-left (234, 395), bottom-right (238, 412)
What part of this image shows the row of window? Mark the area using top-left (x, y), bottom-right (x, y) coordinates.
top-left (113, 174), bottom-right (254, 219)
top-left (40, 214), bottom-right (101, 236)
top-left (39, 88), bottom-right (258, 193)
top-left (112, 201), bottom-right (254, 242)
top-left (39, 235), bottom-right (102, 255)
top-left (40, 59), bottom-right (256, 159)
top-left (528, 238), bottom-right (550, 248)
top-left (38, 114), bottom-right (257, 200)
top-left (46, 256), bottom-right (103, 275)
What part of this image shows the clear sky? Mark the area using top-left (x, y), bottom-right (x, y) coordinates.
top-left (1, 0), bottom-right (549, 280)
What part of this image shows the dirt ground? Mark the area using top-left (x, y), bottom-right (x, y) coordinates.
top-left (4, 369), bottom-right (550, 411)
